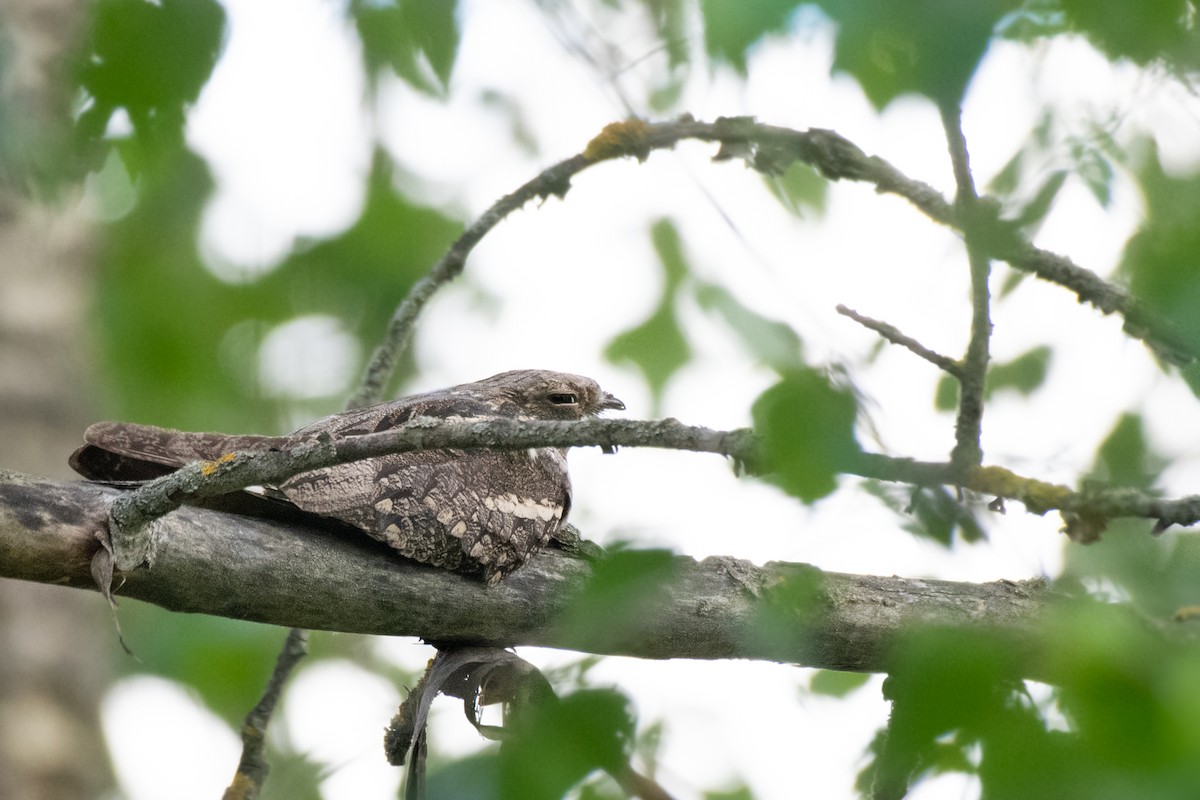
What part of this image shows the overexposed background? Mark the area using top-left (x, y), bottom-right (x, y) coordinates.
top-left (95, 1), bottom-right (1200, 798)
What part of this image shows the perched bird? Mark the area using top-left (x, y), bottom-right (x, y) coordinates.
top-left (70, 370), bottom-right (625, 583)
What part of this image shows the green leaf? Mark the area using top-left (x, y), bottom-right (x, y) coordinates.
top-left (987, 345), bottom-right (1053, 398)
top-left (1072, 141), bottom-right (1116, 208)
top-left (604, 300), bottom-right (690, 413)
top-left (704, 787), bottom-right (755, 800)
top-left (869, 627), bottom-right (1028, 795)
top-left (750, 564), bottom-right (829, 655)
top-left (644, 0), bottom-right (691, 70)
top-left (78, 0), bottom-right (226, 161)
top-left (604, 220), bottom-right (692, 410)
top-left (1092, 413), bottom-right (1162, 489)
top-left (995, 3), bottom-right (1069, 43)
top-left (699, 0), bottom-right (805, 74)
top-left (556, 548), bottom-right (680, 652)
top-left (350, 0), bottom-right (460, 95)
top-left (501, 689), bottom-right (635, 800)
top-left (95, 150), bottom-right (460, 430)
top-left (425, 750), bottom-right (501, 799)
top-left (1122, 149), bottom-right (1200, 359)
top-left (911, 486), bottom-right (986, 545)
top-left (649, 216), bottom-right (689, 287)
top-left (809, 669), bottom-right (872, 698)
top-left (935, 347), bottom-right (1052, 411)
top-left (1060, 0), bottom-right (1190, 65)
top-left (935, 374), bottom-right (959, 411)
top-left (1010, 170), bottom-right (1067, 232)
top-left (860, 482), bottom-right (984, 546)
top-left (694, 282), bottom-right (804, 372)
top-left (116, 605), bottom-right (296, 725)
top-left (814, 0), bottom-right (1017, 108)
top-left (751, 368), bottom-right (859, 503)
top-left (763, 160), bottom-right (828, 217)
top-left (998, 266), bottom-right (1030, 299)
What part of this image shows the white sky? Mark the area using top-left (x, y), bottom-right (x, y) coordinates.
top-left (100, 1), bottom-right (1200, 799)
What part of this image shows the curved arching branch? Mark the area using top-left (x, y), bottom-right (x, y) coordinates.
top-left (352, 117), bottom-right (1193, 411)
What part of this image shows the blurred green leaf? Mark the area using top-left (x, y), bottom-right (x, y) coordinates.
top-left (557, 548), bottom-right (679, 652)
top-left (866, 626), bottom-right (1031, 796)
top-left (1010, 170), bottom-right (1067, 231)
top-left (258, 748), bottom-right (326, 800)
top-left (814, 0), bottom-right (1017, 108)
top-left (998, 266), bottom-right (1030, 298)
top-left (117, 603), bottom-right (292, 724)
top-left (1060, 0), bottom-right (1191, 65)
top-left (750, 564), bottom-right (829, 656)
top-left (1122, 149), bottom-right (1200, 362)
top-left (935, 373), bottom-right (958, 411)
top-left (604, 219), bottom-right (692, 411)
top-left (604, 300), bottom-right (690, 414)
top-left (988, 345), bottom-right (1053, 398)
top-left (860, 482), bottom-right (986, 546)
top-left (809, 669), bottom-right (872, 698)
top-left (699, 0), bottom-right (804, 74)
top-left (763, 160), bottom-right (828, 217)
top-left (647, 74), bottom-right (687, 114)
top-left (77, 0), bottom-right (226, 165)
top-left (643, 0), bottom-right (691, 69)
top-left (426, 750), bottom-right (501, 800)
top-left (97, 148), bottom-right (269, 431)
top-left (649, 216), bottom-right (689, 286)
top-left (1061, 414), bottom-right (1187, 615)
top-left (1182, 360), bottom-right (1200, 398)
top-left (996, 2), bottom-right (1069, 43)
top-left (501, 689), bottom-right (635, 800)
top-left (350, 0), bottom-right (460, 95)
top-left (1091, 412), bottom-right (1161, 488)
top-left (1073, 140), bottom-right (1116, 208)
top-left (934, 347), bottom-right (1052, 411)
top-left (752, 367), bottom-right (859, 502)
top-left (95, 149), bottom-right (460, 429)
top-left (913, 486), bottom-right (986, 545)
top-left (695, 282), bottom-right (804, 372)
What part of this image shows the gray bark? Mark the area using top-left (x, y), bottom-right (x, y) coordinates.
top-left (1, 469), bottom-right (1122, 680)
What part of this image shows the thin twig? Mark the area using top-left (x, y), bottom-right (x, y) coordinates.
top-left (94, 416), bottom-right (1200, 541)
top-left (940, 103), bottom-right (992, 470)
top-left (835, 304), bottom-right (963, 378)
top-left (222, 628), bottom-right (310, 800)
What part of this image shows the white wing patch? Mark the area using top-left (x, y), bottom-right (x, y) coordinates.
top-left (482, 492), bottom-right (562, 522)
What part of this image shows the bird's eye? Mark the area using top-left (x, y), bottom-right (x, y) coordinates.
top-left (548, 392), bottom-right (578, 405)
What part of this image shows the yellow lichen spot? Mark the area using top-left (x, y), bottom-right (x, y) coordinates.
top-left (223, 772), bottom-right (260, 800)
top-left (967, 465), bottom-right (1073, 514)
top-left (1174, 605), bottom-right (1200, 622)
top-left (200, 452), bottom-right (237, 476)
top-left (583, 118), bottom-right (652, 163)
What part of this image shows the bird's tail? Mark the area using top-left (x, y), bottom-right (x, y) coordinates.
top-left (69, 422), bottom-right (287, 482)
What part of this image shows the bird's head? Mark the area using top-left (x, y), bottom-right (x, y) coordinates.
top-left (473, 369), bottom-right (625, 421)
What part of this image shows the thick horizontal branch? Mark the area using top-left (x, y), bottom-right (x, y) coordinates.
top-left (1, 470), bottom-right (1172, 678)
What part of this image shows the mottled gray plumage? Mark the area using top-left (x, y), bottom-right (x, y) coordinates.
top-left (70, 370), bottom-right (625, 583)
